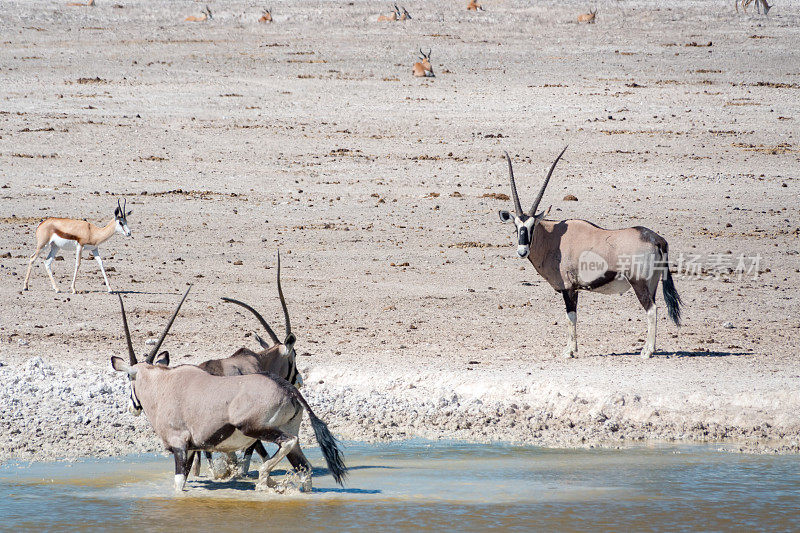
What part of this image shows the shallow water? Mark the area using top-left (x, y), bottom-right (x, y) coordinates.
top-left (1, 441), bottom-right (799, 531)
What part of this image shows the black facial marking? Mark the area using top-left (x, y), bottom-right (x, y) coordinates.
top-left (518, 227), bottom-right (530, 246)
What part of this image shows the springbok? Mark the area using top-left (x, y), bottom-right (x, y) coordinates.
top-left (23, 199), bottom-right (132, 294)
top-left (412, 49), bottom-right (434, 77)
top-left (399, 6), bottom-right (412, 20)
top-left (259, 8), bottom-right (273, 23)
top-left (185, 5), bottom-right (211, 22)
top-left (191, 251), bottom-right (303, 478)
top-left (66, 0), bottom-right (94, 6)
top-left (737, 0), bottom-right (771, 15)
top-left (111, 288), bottom-right (347, 492)
top-left (577, 8), bottom-right (597, 23)
top-left (498, 148), bottom-right (682, 359)
top-left (378, 5), bottom-right (401, 21)
top-left (467, 0), bottom-right (484, 11)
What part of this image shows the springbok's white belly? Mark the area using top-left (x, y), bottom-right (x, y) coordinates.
top-left (213, 430), bottom-right (257, 452)
top-left (49, 235), bottom-right (78, 249)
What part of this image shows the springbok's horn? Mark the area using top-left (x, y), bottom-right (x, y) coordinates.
top-left (118, 294), bottom-right (137, 366)
top-left (427, 48), bottom-right (431, 58)
top-left (221, 298), bottom-right (280, 345)
top-left (505, 151), bottom-right (523, 217)
top-left (529, 146), bottom-right (568, 217)
top-left (276, 249), bottom-right (291, 338)
top-left (117, 198), bottom-right (122, 214)
top-left (419, 48), bottom-right (424, 57)
top-left (122, 197), bottom-right (126, 214)
top-left (145, 285), bottom-right (192, 364)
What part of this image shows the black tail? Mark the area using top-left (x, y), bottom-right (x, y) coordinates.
top-left (659, 244), bottom-right (682, 326)
top-left (288, 387), bottom-right (347, 485)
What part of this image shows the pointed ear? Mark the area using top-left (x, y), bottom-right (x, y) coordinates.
top-left (111, 356), bottom-right (129, 372)
top-left (499, 210), bottom-right (512, 222)
top-left (154, 351), bottom-right (170, 366)
top-left (254, 332), bottom-right (271, 350)
top-left (284, 332), bottom-right (296, 349)
top-left (535, 205), bottom-right (552, 221)
top-left (126, 209), bottom-right (133, 217)
top-left (114, 207), bottom-right (121, 218)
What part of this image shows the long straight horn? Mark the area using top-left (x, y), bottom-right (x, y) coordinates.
top-left (529, 145), bottom-right (568, 216)
top-left (118, 294), bottom-right (137, 366)
top-left (276, 249), bottom-right (291, 337)
top-left (504, 151), bottom-right (523, 217)
top-left (145, 285), bottom-right (192, 364)
top-left (221, 297), bottom-right (280, 345)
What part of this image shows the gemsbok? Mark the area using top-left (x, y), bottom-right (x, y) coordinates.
top-left (412, 49), bottom-right (434, 77)
top-left (23, 199), bottom-right (132, 294)
top-left (191, 251), bottom-right (303, 478)
top-left (467, 0), bottom-right (484, 11)
top-left (577, 8), bottom-right (597, 23)
top-left (185, 5), bottom-right (212, 22)
top-left (259, 8), bottom-right (273, 23)
top-left (378, 5), bottom-right (401, 21)
top-left (498, 147), bottom-right (682, 359)
top-left (111, 288), bottom-right (347, 492)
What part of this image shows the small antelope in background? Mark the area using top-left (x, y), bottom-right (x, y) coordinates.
top-left (111, 288), bottom-right (347, 492)
top-left (737, 0), bottom-right (771, 15)
top-left (259, 8), bottom-right (273, 22)
top-left (412, 48), bottom-right (434, 77)
top-left (467, 0), bottom-right (484, 11)
top-left (66, 0), bottom-right (95, 6)
top-left (23, 199), bottom-right (132, 294)
top-left (185, 5), bottom-right (212, 22)
top-left (378, 4), bottom-right (401, 21)
top-left (498, 148), bottom-right (682, 359)
top-left (399, 6), bottom-right (412, 20)
top-left (577, 8), bottom-right (597, 23)
top-left (191, 251), bottom-right (303, 478)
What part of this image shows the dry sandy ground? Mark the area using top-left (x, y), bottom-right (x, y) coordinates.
top-left (0, 0), bottom-right (799, 462)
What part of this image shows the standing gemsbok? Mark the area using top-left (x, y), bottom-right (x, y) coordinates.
top-left (23, 199), bottom-right (132, 294)
top-left (190, 250), bottom-right (303, 478)
top-left (498, 147), bottom-right (682, 359)
top-left (111, 287), bottom-right (347, 492)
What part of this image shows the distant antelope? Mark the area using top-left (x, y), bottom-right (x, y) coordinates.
top-left (467, 0), bottom-right (484, 11)
top-left (498, 148), bottom-right (682, 359)
top-left (577, 8), bottom-right (597, 23)
top-left (66, 0), bottom-right (94, 6)
top-left (191, 251), bottom-right (303, 479)
top-left (111, 288), bottom-right (347, 492)
top-left (185, 5), bottom-right (212, 22)
top-left (378, 4), bottom-right (401, 21)
top-left (259, 8), bottom-right (273, 22)
top-left (399, 6), bottom-right (412, 20)
top-left (737, 0), bottom-right (771, 15)
top-left (23, 199), bottom-right (132, 294)
top-left (412, 48), bottom-right (434, 77)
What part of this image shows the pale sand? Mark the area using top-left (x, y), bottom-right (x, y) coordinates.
top-left (0, 0), bottom-right (798, 461)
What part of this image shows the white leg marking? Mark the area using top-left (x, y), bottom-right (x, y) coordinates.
top-left (641, 306), bottom-right (657, 359)
top-left (94, 250), bottom-right (113, 293)
top-left (174, 474), bottom-right (186, 491)
top-left (562, 311), bottom-right (577, 359)
top-left (70, 244), bottom-right (82, 294)
top-left (43, 245), bottom-right (60, 292)
top-left (257, 436), bottom-right (298, 490)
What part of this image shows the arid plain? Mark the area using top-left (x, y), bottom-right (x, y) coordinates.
top-left (0, 0), bottom-right (798, 462)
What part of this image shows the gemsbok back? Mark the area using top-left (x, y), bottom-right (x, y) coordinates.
top-left (498, 147), bottom-right (682, 359)
top-left (191, 251), bottom-right (303, 478)
top-left (111, 287), bottom-right (347, 492)
top-left (23, 199), bottom-right (132, 294)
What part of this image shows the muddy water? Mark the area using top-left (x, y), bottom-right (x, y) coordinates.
top-left (1, 441), bottom-right (798, 531)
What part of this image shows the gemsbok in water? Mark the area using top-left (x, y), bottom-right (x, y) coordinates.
top-left (498, 147), bottom-right (682, 359)
top-left (191, 251), bottom-right (303, 478)
top-left (23, 199), bottom-right (132, 294)
top-left (110, 287), bottom-right (347, 492)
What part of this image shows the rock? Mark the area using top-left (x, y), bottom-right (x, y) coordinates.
top-left (18, 339), bottom-right (29, 346)
top-left (145, 339), bottom-right (158, 345)
top-left (563, 194), bottom-right (578, 201)
top-left (723, 322), bottom-right (734, 329)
